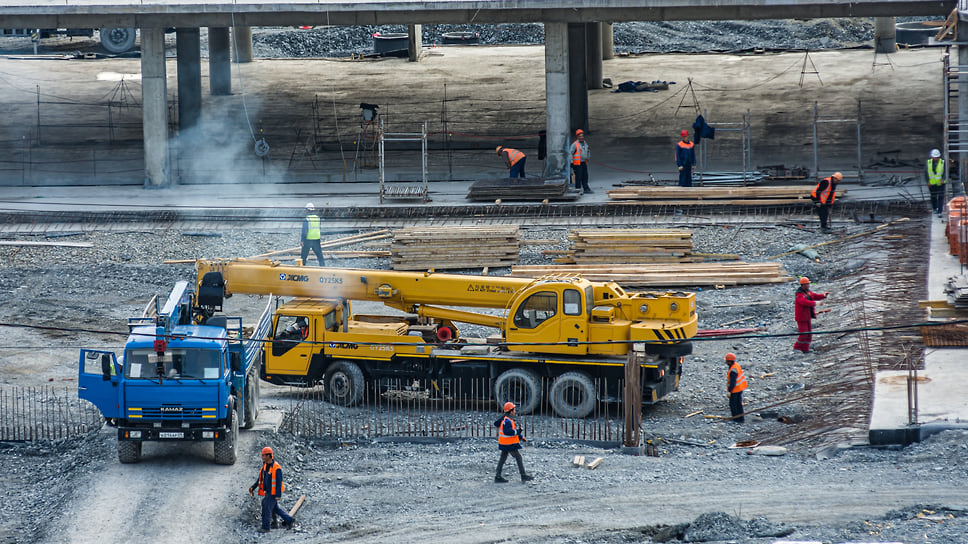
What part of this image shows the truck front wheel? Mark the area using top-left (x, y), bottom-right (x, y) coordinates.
top-left (494, 368), bottom-right (541, 415)
top-left (214, 408), bottom-right (239, 465)
top-left (548, 371), bottom-right (597, 418)
top-left (117, 440), bottom-right (142, 463)
top-left (325, 361), bottom-right (365, 406)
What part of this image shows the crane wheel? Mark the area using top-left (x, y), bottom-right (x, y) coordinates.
top-left (548, 371), bottom-right (596, 418)
top-left (494, 368), bottom-right (541, 415)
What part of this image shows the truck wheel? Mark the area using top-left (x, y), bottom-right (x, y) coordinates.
top-left (643, 341), bottom-right (692, 358)
top-left (494, 368), bottom-right (541, 415)
top-left (214, 408), bottom-right (239, 465)
top-left (325, 361), bottom-right (365, 406)
top-left (243, 378), bottom-right (257, 429)
top-left (117, 440), bottom-right (142, 464)
top-left (549, 371), bottom-right (597, 418)
top-left (99, 28), bottom-right (137, 54)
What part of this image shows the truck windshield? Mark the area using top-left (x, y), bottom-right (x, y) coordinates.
top-left (124, 348), bottom-right (221, 380)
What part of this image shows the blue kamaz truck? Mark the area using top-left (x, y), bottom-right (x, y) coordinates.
top-left (79, 280), bottom-right (272, 464)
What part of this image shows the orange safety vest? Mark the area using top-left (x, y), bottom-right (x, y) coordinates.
top-left (812, 177), bottom-right (836, 204)
top-left (257, 461), bottom-right (285, 496)
top-left (728, 362), bottom-right (748, 394)
top-left (572, 141), bottom-right (586, 165)
top-left (497, 416), bottom-right (520, 446)
top-left (504, 148), bottom-right (525, 166)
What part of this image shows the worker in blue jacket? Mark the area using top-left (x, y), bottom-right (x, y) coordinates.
top-left (249, 446), bottom-right (295, 533)
top-left (675, 129), bottom-right (696, 187)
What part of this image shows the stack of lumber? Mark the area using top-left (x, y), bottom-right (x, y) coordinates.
top-left (920, 322), bottom-right (968, 347)
top-left (557, 229), bottom-right (693, 264)
top-left (606, 186), bottom-right (845, 204)
top-left (467, 177), bottom-right (573, 201)
top-left (510, 262), bottom-right (794, 287)
top-left (391, 226), bottom-right (519, 270)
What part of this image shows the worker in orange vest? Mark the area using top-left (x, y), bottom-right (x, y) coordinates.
top-left (675, 129), bottom-right (695, 187)
top-left (494, 402), bottom-right (534, 483)
top-left (725, 353), bottom-right (748, 423)
top-left (811, 172), bottom-right (841, 233)
top-left (496, 146), bottom-right (527, 178)
top-left (249, 446), bottom-right (295, 532)
top-left (569, 129), bottom-right (592, 194)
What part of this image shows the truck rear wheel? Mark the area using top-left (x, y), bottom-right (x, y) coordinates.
top-left (494, 368), bottom-right (541, 415)
top-left (117, 440), bottom-right (142, 463)
top-left (325, 361), bottom-right (365, 406)
top-left (99, 28), bottom-right (137, 54)
top-left (214, 408), bottom-right (239, 465)
top-left (549, 371), bottom-right (597, 418)
top-left (243, 371), bottom-right (259, 429)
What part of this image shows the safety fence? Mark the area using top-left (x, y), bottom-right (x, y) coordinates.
top-left (281, 377), bottom-right (630, 442)
top-left (0, 385), bottom-right (103, 441)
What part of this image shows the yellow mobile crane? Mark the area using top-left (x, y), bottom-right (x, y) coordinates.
top-left (195, 259), bottom-right (697, 417)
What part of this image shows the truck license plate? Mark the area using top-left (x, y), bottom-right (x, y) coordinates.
top-left (159, 432), bottom-right (184, 439)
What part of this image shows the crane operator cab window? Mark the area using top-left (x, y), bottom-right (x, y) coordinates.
top-left (513, 291), bottom-right (558, 329)
top-left (273, 316), bottom-right (309, 356)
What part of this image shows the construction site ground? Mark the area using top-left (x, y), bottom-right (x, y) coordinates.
top-left (1, 42), bottom-right (967, 543)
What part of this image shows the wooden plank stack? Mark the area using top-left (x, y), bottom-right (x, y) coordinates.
top-left (510, 262), bottom-right (794, 287)
top-left (606, 186), bottom-right (845, 204)
top-left (467, 177), bottom-right (574, 201)
top-left (391, 226), bottom-right (520, 270)
top-left (558, 228), bottom-right (693, 264)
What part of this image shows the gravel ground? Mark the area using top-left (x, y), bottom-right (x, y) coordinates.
top-left (3, 205), bottom-right (965, 543)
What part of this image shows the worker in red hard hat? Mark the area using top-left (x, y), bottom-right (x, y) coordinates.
top-left (675, 129), bottom-right (695, 187)
top-left (249, 446), bottom-right (295, 532)
top-left (496, 145), bottom-right (527, 178)
top-left (569, 128), bottom-right (592, 194)
top-left (793, 277), bottom-right (829, 353)
top-left (493, 401), bottom-right (533, 483)
top-left (725, 353), bottom-right (747, 423)
top-left (811, 172), bottom-right (841, 233)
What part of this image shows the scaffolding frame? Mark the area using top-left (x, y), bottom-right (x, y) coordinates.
top-left (812, 100), bottom-right (863, 180)
top-left (696, 109), bottom-right (752, 185)
top-left (378, 120), bottom-right (429, 203)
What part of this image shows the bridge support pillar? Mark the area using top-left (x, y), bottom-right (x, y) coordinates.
top-left (208, 27), bottom-right (231, 95)
top-left (544, 22), bottom-right (570, 179)
top-left (232, 26), bottom-right (253, 63)
top-left (141, 27), bottom-right (170, 188)
top-left (874, 17), bottom-right (896, 54)
top-left (176, 28), bottom-right (202, 133)
top-left (408, 24), bottom-right (422, 62)
top-left (602, 22), bottom-right (614, 60)
top-left (586, 23), bottom-right (603, 90)
top-left (568, 23), bottom-right (588, 135)
top-left (960, 19), bottom-right (968, 191)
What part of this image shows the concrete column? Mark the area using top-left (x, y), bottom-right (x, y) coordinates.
top-left (874, 17), bottom-right (896, 54)
top-left (176, 28), bottom-right (202, 133)
top-left (602, 22), bottom-right (614, 60)
top-left (568, 23), bottom-right (588, 135)
top-left (959, 23), bottom-right (968, 190)
top-left (232, 26), bottom-right (253, 63)
top-left (208, 27), bottom-right (231, 95)
top-left (408, 24), bottom-right (422, 62)
top-left (586, 23), bottom-right (603, 90)
top-left (544, 22), bottom-right (570, 179)
top-left (140, 27), bottom-right (169, 187)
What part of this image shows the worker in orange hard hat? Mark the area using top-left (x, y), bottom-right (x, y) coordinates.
top-left (249, 446), bottom-right (295, 532)
top-left (793, 277), bottom-right (829, 353)
top-left (725, 353), bottom-right (747, 423)
top-left (496, 145), bottom-right (527, 178)
top-left (493, 401), bottom-right (533, 483)
top-left (811, 172), bottom-right (842, 233)
top-left (675, 129), bottom-right (695, 187)
top-left (569, 128), bottom-right (592, 194)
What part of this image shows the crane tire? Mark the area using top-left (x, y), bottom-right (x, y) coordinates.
top-left (214, 408), bottom-right (239, 465)
top-left (548, 371), bottom-right (597, 418)
top-left (325, 361), bottom-right (365, 406)
top-left (494, 368), bottom-right (541, 415)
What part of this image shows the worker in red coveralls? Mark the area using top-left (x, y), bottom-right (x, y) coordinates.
top-left (793, 277), bottom-right (829, 353)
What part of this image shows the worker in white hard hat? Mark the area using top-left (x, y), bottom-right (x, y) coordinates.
top-left (926, 148), bottom-right (946, 217)
top-left (300, 202), bottom-right (324, 267)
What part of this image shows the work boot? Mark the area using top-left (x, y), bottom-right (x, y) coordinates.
top-left (521, 474), bottom-right (534, 482)
top-left (257, 528), bottom-right (270, 534)
top-left (494, 475), bottom-right (509, 483)
top-left (583, 187), bottom-right (593, 194)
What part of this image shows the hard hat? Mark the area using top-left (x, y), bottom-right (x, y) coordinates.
top-left (305, 202), bottom-right (314, 212)
top-left (931, 148), bottom-right (941, 158)
top-left (576, 129), bottom-right (584, 135)
top-left (503, 401), bottom-right (516, 412)
top-left (495, 146), bottom-right (503, 155)
top-left (799, 277), bottom-right (810, 285)
top-left (680, 129), bottom-right (689, 137)
top-left (725, 353), bottom-right (737, 362)
top-left (832, 172), bottom-right (843, 181)
top-left (261, 446), bottom-right (273, 456)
